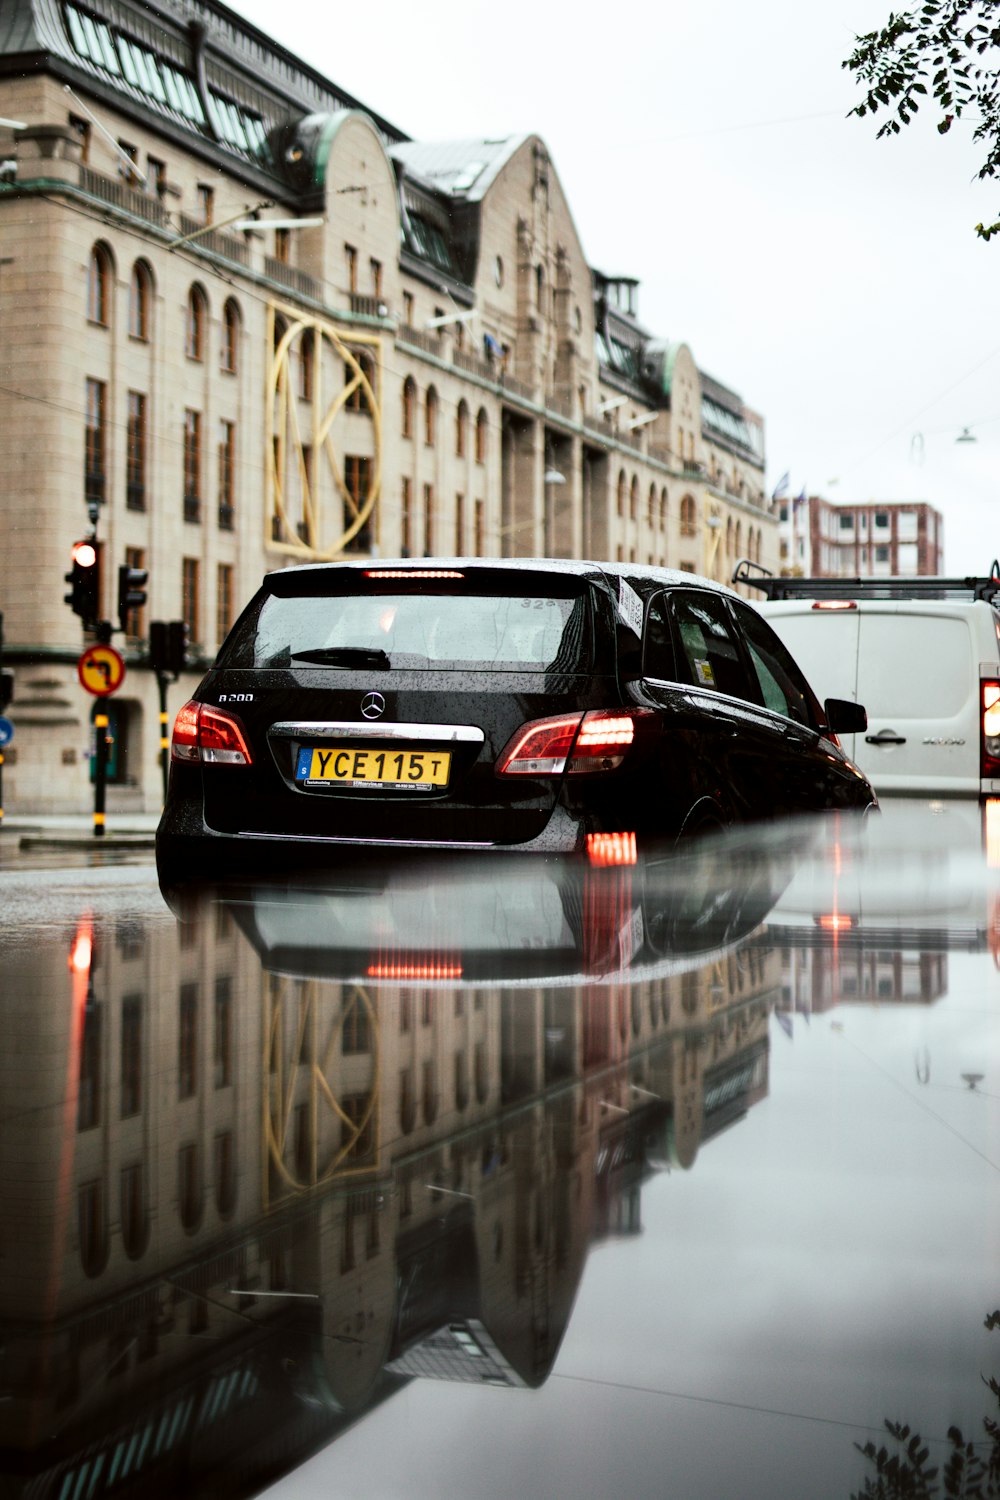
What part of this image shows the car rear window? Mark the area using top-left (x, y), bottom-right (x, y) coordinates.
top-left (856, 613), bottom-right (973, 718)
top-left (220, 582), bottom-right (595, 672)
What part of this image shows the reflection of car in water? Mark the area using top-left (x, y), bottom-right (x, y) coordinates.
top-left (206, 821), bottom-right (804, 988)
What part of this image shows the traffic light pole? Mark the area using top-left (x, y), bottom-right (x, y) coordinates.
top-left (93, 704), bottom-right (109, 838)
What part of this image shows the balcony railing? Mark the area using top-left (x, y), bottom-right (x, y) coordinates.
top-left (350, 293), bottom-right (387, 318)
top-left (79, 167), bottom-right (169, 229)
top-left (177, 213), bottom-right (250, 266)
top-left (264, 256), bottom-right (320, 299)
top-left (397, 325), bottom-right (444, 357)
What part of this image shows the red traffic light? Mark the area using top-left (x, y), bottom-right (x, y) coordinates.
top-left (72, 540), bottom-right (98, 569)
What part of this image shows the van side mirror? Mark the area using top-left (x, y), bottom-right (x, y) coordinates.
top-left (825, 697), bottom-right (867, 734)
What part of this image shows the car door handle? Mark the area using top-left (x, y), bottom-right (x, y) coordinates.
top-left (865, 729), bottom-right (906, 745)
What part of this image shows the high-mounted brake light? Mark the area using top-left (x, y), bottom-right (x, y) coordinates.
top-left (811, 600), bottom-right (857, 611)
top-left (496, 709), bottom-right (651, 777)
top-left (367, 959), bottom-right (464, 980)
top-left (364, 569), bottom-right (464, 580)
top-left (170, 701), bottom-right (252, 766)
top-left (983, 680), bottom-right (1000, 777)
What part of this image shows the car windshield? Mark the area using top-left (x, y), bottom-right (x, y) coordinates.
top-left (220, 587), bottom-right (594, 672)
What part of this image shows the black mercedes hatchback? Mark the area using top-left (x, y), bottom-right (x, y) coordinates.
top-left (156, 559), bottom-right (876, 880)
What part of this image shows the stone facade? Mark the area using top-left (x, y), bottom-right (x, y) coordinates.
top-left (0, 0), bottom-right (776, 813)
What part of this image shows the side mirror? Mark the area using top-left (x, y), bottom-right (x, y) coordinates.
top-left (825, 697), bottom-right (867, 734)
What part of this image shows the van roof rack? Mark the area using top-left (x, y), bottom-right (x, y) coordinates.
top-left (731, 557), bottom-right (1000, 603)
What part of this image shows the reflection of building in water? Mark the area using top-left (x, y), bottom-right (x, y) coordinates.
top-left (0, 904), bottom-right (780, 1495)
top-left (778, 943), bottom-right (947, 1014)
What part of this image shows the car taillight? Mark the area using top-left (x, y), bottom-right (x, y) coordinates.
top-left (496, 709), bottom-right (650, 776)
top-left (983, 680), bottom-right (1000, 777)
top-left (170, 701), bottom-right (252, 766)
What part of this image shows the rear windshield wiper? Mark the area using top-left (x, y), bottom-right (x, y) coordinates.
top-left (290, 646), bottom-right (391, 669)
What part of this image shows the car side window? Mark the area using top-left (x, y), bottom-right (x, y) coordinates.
top-left (672, 591), bottom-right (755, 700)
top-left (642, 592), bottom-right (678, 680)
top-left (732, 601), bottom-right (816, 727)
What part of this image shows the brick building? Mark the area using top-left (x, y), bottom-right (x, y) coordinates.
top-left (0, 0), bottom-right (776, 813)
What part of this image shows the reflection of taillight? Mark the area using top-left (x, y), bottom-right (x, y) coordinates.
top-left (983, 681), bottom-right (1000, 777)
top-left (586, 831), bottom-right (637, 867)
top-left (496, 710), bottom-right (652, 776)
top-left (816, 913), bottom-right (854, 932)
top-left (69, 920), bottom-right (93, 975)
top-left (367, 957), bottom-right (463, 980)
top-left (170, 701), bottom-right (252, 765)
top-left (985, 798), bottom-right (1000, 870)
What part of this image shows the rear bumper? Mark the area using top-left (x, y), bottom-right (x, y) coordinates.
top-left (155, 799), bottom-right (585, 883)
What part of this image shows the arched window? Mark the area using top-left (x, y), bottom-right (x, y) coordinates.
top-left (87, 242), bottom-right (113, 326)
top-left (616, 470), bottom-right (627, 518)
top-left (735, 520), bottom-right (742, 558)
top-left (647, 483), bottom-right (657, 526)
top-left (128, 260), bottom-right (152, 340)
top-left (535, 263), bottom-right (545, 316)
top-left (299, 328), bottom-right (314, 399)
top-left (186, 285), bottom-right (208, 361)
top-left (660, 486), bottom-right (669, 530)
top-left (424, 386), bottom-right (438, 446)
top-left (629, 475), bottom-right (639, 522)
top-left (475, 408), bottom-right (488, 463)
top-left (221, 298), bottom-right (241, 374)
top-left (680, 494), bottom-right (697, 536)
top-left (456, 400), bottom-right (468, 458)
top-left (726, 517), bottom-right (734, 557)
top-left (344, 349), bottom-right (374, 414)
top-left (402, 377), bottom-right (416, 438)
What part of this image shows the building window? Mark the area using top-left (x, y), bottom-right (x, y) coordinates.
top-left (345, 350), bottom-right (374, 414)
top-left (342, 993), bottom-right (371, 1054)
top-left (78, 1181), bottom-right (106, 1277)
top-left (126, 391), bottom-right (146, 511)
top-left (196, 182), bottom-right (214, 224)
top-left (77, 1002), bottom-right (102, 1132)
top-left (185, 286), bottom-right (207, 361)
top-left (403, 290), bottom-right (413, 326)
top-left (221, 298), bottom-right (240, 374)
top-left (455, 493), bottom-right (465, 554)
top-left (402, 377), bottom-right (415, 438)
top-left (424, 386), bottom-right (438, 446)
top-left (146, 155), bottom-right (167, 197)
top-left (660, 487), bottom-right (668, 530)
top-left (299, 329), bottom-right (314, 400)
top-left (630, 476), bottom-right (638, 521)
top-left (617, 470), bottom-right (626, 518)
top-left (120, 1164), bottom-right (146, 1259)
top-left (217, 563), bottom-right (233, 645)
top-left (121, 996), bottom-right (143, 1117)
top-left (123, 546), bottom-right (146, 638)
top-left (69, 113), bottom-right (91, 162)
top-left (87, 243), bottom-right (112, 326)
top-left (217, 419), bottom-right (235, 529)
top-left (117, 139), bottom-right (140, 186)
top-left (456, 400), bottom-right (468, 458)
top-left (475, 409), bottom-right (488, 464)
top-left (178, 1144), bottom-right (201, 1233)
top-left (680, 494), bottom-right (697, 536)
top-left (128, 261), bottom-right (151, 340)
top-left (345, 243), bottom-right (358, 294)
top-left (344, 455), bottom-right (372, 553)
top-left (274, 226), bottom-right (290, 264)
top-left (370, 257), bottom-right (382, 298)
top-left (183, 410), bottom-right (202, 522)
top-left (648, 483), bottom-right (657, 526)
top-left (214, 977), bottom-right (232, 1087)
top-left (178, 983), bottom-right (197, 1099)
top-left (423, 483), bottom-right (434, 554)
top-left (85, 377), bottom-right (106, 508)
top-left (182, 557), bottom-right (200, 644)
top-left (474, 499), bottom-right (484, 555)
top-left (401, 476), bottom-right (412, 556)
top-left (215, 1132), bottom-right (236, 1217)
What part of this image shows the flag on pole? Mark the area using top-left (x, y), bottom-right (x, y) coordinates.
top-left (771, 471), bottom-right (790, 501)
top-left (792, 485), bottom-right (808, 514)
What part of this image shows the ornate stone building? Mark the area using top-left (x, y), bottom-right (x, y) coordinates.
top-left (0, 0), bottom-right (775, 813)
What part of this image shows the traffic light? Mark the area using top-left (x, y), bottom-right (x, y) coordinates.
top-left (0, 670), bottom-right (12, 711)
top-left (150, 619), bottom-right (188, 677)
top-left (166, 619), bottom-right (188, 676)
top-left (117, 563), bottom-right (148, 635)
top-left (64, 540), bottom-right (100, 625)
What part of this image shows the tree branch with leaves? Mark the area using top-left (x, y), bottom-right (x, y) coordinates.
top-left (844, 0), bottom-right (1000, 237)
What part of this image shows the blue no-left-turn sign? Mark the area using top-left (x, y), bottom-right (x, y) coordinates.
top-left (0, 717), bottom-right (14, 747)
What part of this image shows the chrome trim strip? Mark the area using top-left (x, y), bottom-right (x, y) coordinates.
top-left (268, 720), bottom-right (484, 744)
top-left (246, 831), bottom-right (494, 849)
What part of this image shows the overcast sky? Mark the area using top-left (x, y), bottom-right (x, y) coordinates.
top-left (227, 0), bottom-right (1000, 573)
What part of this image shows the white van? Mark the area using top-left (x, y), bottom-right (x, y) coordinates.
top-left (734, 563), bottom-right (1000, 803)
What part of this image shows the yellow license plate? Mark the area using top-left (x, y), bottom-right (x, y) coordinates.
top-left (296, 746), bottom-right (451, 788)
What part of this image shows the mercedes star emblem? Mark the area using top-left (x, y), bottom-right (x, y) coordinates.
top-left (361, 691), bottom-right (386, 720)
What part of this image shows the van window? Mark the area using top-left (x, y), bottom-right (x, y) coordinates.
top-left (856, 614), bottom-right (972, 718)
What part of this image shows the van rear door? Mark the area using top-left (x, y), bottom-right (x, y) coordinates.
top-left (854, 603), bottom-right (980, 797)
